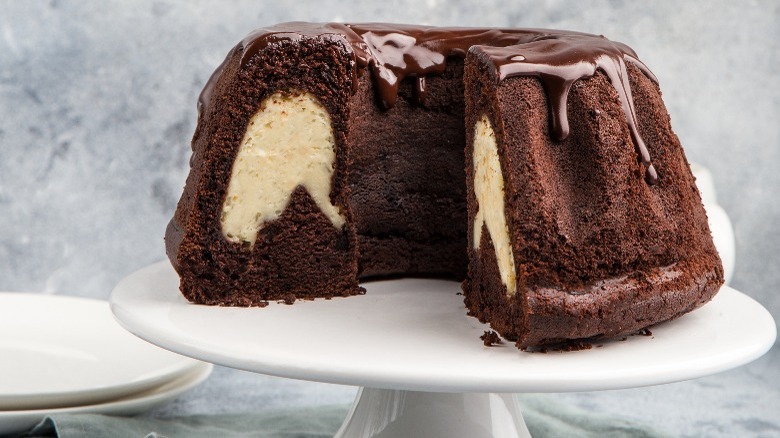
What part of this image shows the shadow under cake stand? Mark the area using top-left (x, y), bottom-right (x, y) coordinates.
top-left (110, 262), bottom-right (776, 438)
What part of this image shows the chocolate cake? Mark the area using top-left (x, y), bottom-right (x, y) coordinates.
top-left (165, 22), bottom-right (724, 348)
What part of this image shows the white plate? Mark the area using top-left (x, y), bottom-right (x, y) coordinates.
top-left (111, 262), bottom-right (776, 394)
top-left (0, 293), bottom-right (202, 410)
top-left (0, 362), bottom-right (212, 436)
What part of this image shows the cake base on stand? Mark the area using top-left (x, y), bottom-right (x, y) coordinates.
top-left (111, 262), bottom-right (776, 438)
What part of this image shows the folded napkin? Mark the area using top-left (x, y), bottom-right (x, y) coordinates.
top-left (21, 395), bottom-right (672, 438)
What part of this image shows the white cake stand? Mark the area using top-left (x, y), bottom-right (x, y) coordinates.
top-left (110, 262), bottom-right (776, 438)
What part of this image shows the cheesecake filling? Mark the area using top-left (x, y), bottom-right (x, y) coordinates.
top-left (473, 114), bottom-right (517, 295)
top-left (220, 90), bottom-right (345, 246)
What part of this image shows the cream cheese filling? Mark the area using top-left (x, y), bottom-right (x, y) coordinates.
top-left (220, 90), bottom-right (345, 246)
top-left (473, 114), bottom-right (517, 295)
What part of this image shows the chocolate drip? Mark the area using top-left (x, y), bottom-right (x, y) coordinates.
top-left (473, 35), bottom-right (658, 184)
top-left (194, 48), bottom-right (236, 143)
top-left (233, 23), bottom-right (560, 108)
top-left (198, 23), bottom-right (660, 184)
top-left (345, 25), bottom-right (548, 108)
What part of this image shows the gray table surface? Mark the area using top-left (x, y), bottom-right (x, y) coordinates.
top-left (1, 1), bottom-right (778, 437)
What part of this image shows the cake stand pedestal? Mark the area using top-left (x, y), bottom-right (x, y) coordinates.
top-left (110, 262), bottom-right (776, 438)
top-left (334, 390), bottom-right (529, 437)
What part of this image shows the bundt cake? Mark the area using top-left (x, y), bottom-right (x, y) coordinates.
top-left (165, 22), bottom-right (724, 348)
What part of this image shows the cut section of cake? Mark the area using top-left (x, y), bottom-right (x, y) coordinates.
top-left (165, 32), bottom-right (362, 304)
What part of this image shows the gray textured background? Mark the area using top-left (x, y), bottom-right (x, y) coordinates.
top-left (1, 1), bottom-right (778, 437)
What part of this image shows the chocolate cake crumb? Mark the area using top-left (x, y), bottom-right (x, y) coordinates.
top-left (522, 340), bottom-right (593, 352)
top-left (278, 293), bottom-right (296, 305)
top-left (481, 330), bottom-right (502, 346)
top-left (556, 341), bottom-right (593, 352)
top-left (638, 328), bottom-right (653, 336)
top-left (358, 287), bottom-right (367, 295)
top-left (223, 297), bottom-right (270, 307)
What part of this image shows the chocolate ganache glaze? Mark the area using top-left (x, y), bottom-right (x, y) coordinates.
top-left (200, 22), bottom-right (660, 184)
top-left (472, 36), bottom-right (659, 184)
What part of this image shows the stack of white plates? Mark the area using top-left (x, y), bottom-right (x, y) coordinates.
top-left (0, 293), bottom-right (212, 435)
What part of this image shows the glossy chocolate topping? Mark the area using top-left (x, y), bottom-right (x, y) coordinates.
top-left (237, 23), bottom-right (557, 108)
top-left (472, 36), bottom-right (658, 184)
top-left (200, 22), bottom-right (660, 184)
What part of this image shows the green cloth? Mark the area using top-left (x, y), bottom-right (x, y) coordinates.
top-left (518, 396), bottom-right (672, 438)
top-left (21, 396), bottom-right (673, 438)
top-left (24, 406), bottom-right (348, 438)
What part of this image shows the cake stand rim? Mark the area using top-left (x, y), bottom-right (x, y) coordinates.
top-left (109, 261), bottom-right (777, 394)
